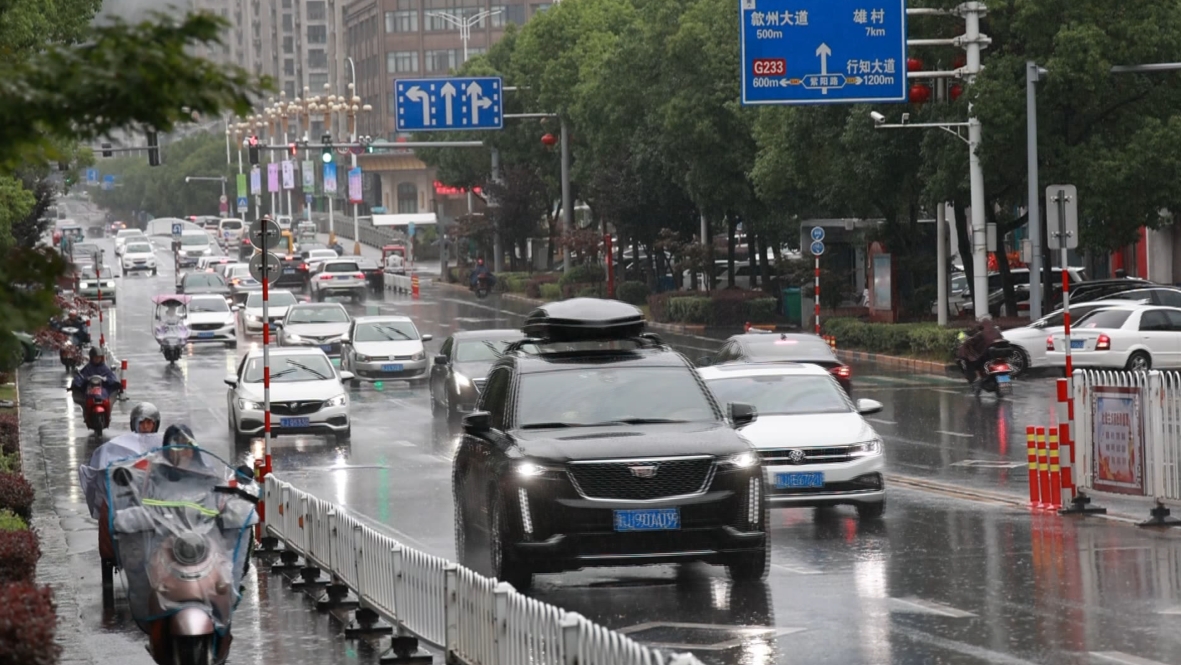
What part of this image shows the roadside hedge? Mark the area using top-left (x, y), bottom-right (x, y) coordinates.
top-left (0, 412), bottom-right (16, 456)
top-left (0, 582), bottom-right (61, 665)
top-left (822, 318), bottom-right (961, 360)
top-left (539, 283), bottom-right (561, 300)
top-left (649, 291), bottom-right (778, 326)
top-left (0, 529), bottom-right (39, 583)
top-left (558, 264), bottom-right (604, 286)
top-left (0, 472), bottom-right (34, 520)
top-left (525, 273), bottom-right (559, 299)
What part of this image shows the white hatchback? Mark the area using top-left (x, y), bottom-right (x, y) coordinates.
top-left (1046, 304), bottom-right (1181, 371)
top-left (698, 363), bottom-right (886, 519)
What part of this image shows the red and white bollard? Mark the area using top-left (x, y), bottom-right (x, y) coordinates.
top-left (118, 359), bottom-right (128, 401)
top-left (1056, 378), bottom-right (1075, 508)
top-left (411, 273), bottom-right (420, 300)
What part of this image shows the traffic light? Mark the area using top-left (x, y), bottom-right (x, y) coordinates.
top-left (361, 135), bottom-right (374, 153)
top-left (101, 143), bottom-right (112, 158)
top-left (147, 131), bottom-right (160, 166)
top-left (248, 136), bottom-right (260, 165)
top-left (321, 133), bottom-right (333, 163)
top-left (288, 142), bottom-right (298, 158)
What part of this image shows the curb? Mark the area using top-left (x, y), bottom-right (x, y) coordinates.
top-left (836, 349), bottom-right (956, 376)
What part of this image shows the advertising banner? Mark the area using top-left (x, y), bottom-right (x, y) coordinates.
top-left (1091, 386), bottom-right (1145, 495)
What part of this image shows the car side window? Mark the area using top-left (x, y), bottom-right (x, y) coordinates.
top-left (440, 337), bottom-right (454, 359)
top-left (1165, 311), bottom-right (1181, 331)
top-left (1140, 311), bottom-right (1169, 332)
top-left (1158, 291), bottom-right (1181, 308)
top-left (479, 368), bottom-right (512, 430)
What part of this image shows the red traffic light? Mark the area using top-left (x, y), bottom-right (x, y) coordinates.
top-left (909, 84), bottom-right (931, 104)
top-left (906, 58), bottom-right (923, 72)
top-left (540, 133), bottom-right (557, 147)
top-left (288, 142), bottom-right (297, 156)
top-left (249, 136), bottom-right (259, 147)
top-left (949, 84), bottom-right (964, 101)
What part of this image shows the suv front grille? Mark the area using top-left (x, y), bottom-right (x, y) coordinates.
top-left (189, 323), bottom-right (224, 331)
top-left (270, 401), bottom-right (322, 416)
top-left (567, 456), bottom-right (715, 501)
top-left (759, 446), bottom-right (856, 465)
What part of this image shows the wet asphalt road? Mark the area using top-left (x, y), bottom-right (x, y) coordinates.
top-left (29, 203), bottom-right (1181, 665)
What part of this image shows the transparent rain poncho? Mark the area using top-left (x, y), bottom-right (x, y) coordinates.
top-left (104, 446), bottom-right (258, 634)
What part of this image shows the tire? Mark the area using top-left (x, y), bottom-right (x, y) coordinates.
top-left (172, 634), bottom-right (214, 665)
top-left (1007, 347), bottom-right (1029, 377)
top-left (337, 427), bottom-right (351, 445)
top-left (152, 267), bottom-right (157, 276)
top-left (101, 558), bottom-right (114, 589)
top-left (726, 531), bottom-right (769, 583)
top-left (857, 499), bottom-right (886, 520)
top-left (488, 486), bottom-right (532, 591)
top-left (1126, 351), bottom-right (1151, 372)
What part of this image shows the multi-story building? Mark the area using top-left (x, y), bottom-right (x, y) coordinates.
top-left (343, 0), bottom-right (552, 216)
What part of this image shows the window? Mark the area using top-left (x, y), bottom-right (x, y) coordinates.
top-left (1158, 291), bottom-right (1181, 308)
top-left (531, 3), bottom-right (551, 14)
top-left (286, 305), bottom-right (350, 324)
top-left (282, 13), bottom-right (293, 30)
top-left (397, 182), bottom-right (418, 213)
top-left (479, 369), bottom-right (512, 430)
top-left (424, 13), bottom-right (453, 31)
top-left (308, 49), bottom-right (327, 68)
top-left (398, 0), bottom-right (416, 8)
top-left (490, 5), bottom-right (506, 26)
top-left (283, 36), bottom-right (294, 54)
top-left (244, 355), bottom-right (334, 383)
top-left (283, 0), bottom-right (291, 7)
top-left (388, 51), bottom-right (419, 73)
top-left (308, 25), bottom-right (327, 44)
top-left (1140, 310), bottom-right (1170, 331)
top-left (246, 291), bottom-right (297, 307)
top-left (456, 339), bottom-right (516, 362)
top-left (386, 10), bottom-right (418, 32)
top-left (284, 59), bottom-right (295, 75)
top-left (517, 367), bottom-right (716, 428)
top-left (1076, 309), bottom-right (1132, 329)
top-left (309, 72), bottom-right (329, 89)
top-left (467, 47), bottom-right (486, 58)
top-left (504, 3), bottom-right (526, 25)
top-left (425, 49), bottom-right (457, 73)
top-left (306, 0), bottom-right (326, 20)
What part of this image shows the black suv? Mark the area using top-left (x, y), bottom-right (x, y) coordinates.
top-left (452, 299), bottom-right (768, 590)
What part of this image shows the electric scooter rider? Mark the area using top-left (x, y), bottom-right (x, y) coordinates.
top-left (54, 308), bottom-right (91, 345)
top-left (71, 347), bottom-right (121, 405)
top-left (956, 316), bottom-right (1004, 395)
top-left (469, 257), bottom-right (496, 289)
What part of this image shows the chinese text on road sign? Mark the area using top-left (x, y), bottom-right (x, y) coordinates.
top-left (395, 77), bottom-right (503, 131)
top-left (740, 0), bottom-right (908, 105)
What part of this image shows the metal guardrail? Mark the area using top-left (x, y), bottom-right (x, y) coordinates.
top-left (264, 476), bottom-right (702, 665)
top-left (308, 213), bottom-right (402, 249)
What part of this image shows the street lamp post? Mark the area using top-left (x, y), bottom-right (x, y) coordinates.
top-left (426, 9), bottom-right (502, 63)
top-left (184, 176), bottom-right (228, 215)
top-left (320, 83), bottom-right (342, 246)
top-left (344, 62), bottom-right (373, 257)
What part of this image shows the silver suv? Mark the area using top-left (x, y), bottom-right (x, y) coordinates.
top-left (310, 259), bottom-right (368, 302)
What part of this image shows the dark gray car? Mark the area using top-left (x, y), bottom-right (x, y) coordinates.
top-left (429, 329), bottom-right (524, 420)
top-left (177, 272), bottom-right (232, 302)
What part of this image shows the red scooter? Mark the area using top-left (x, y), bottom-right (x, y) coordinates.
top-left (71, 375), bottom-right (115, 438)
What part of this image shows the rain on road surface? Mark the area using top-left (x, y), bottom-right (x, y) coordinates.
top-left (27, 208), bottom-right (1181, 665)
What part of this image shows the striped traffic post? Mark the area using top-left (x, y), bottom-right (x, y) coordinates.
top-left (1048, 427), bottom-right (1062, 509)
top-left (1056, 378), bottom-right (1075, 507)
top-left (118, 359), bottom-right (128, 401)
top-left (1027, 426), bottom-right (1040, 506)
top-left (1036, 427), bottom-right (1051, 509)
top-left (411, 273), bottom-right (420, 299)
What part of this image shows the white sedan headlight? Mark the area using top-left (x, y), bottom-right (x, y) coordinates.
top-left (285, 333), bottom-right (302, 342)
top-left (238, 398), bottom-right (262, 410)
top-left (721, 451), bottom-right (760, 468)
top-left (325, 394), bottom-right (347, 407)
top-left (849, 439), bottom-right (883, 457)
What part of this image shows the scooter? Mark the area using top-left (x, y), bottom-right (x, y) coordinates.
top-left (156, 323), bottom-right (189, 363)
top-left (472, 273), bottom-right (494, 299)
top-left (960, 340), bottom-right (1015, 397)
top-left (58, 325), bottom-right (87, 372)
top-left (71, 375), bottom-right (115, 438)
top-left (106, 448), bottom-right (257, 665)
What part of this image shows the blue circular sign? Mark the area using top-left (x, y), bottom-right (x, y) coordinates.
top-left (810, 226), bottom-right (825, 242)
top-left (810, 240), bottom-right (825, 256)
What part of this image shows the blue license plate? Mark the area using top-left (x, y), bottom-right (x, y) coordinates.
top-left (613, 508), bottom-right (680, 532)
top-left (283, 268), bottom-right (295, 274)
top-left (382, 364), bottom-right (403, 372)
top-left (279, 417), bottom-right (309, 428)
top-left (1071, 339), bottom-right (1085, 349)
top-left (197, 332), bottom-right (214, 338)
top-left (320, 345), bottom-right (333, 353)
top-left (774, 472), bottom-right (825, 489)
top-left (997, 374), bottom-right (1011, 383)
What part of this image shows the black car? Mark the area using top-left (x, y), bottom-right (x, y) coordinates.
top-left (701, 332), bottom-right (852, 395)
top-left (430, 329), bottom-right (524, 420)
top-left (1098, 286), bottom-right (1181, 308)
top-left (273, 252), bottom-right (310, 289)
top-left (452, 299), bottom-right (768, 590)
top-left (355, 257), bottom-right (384, 294)
top-left (177, 272), bottom-right (233, 302)
top-left (1067, 278), bottom-right (1153, 305)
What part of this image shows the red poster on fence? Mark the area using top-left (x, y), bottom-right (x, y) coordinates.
top-left (1091, 386), bottom-right (1145, 495)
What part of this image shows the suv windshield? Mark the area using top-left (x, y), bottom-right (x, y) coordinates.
top-left (180, 234), bottom-right (208, 246)
top-left (517, 366), bottom-right (716, 428)
top-left (246, 291), bottom-right (297, 307)
top-left (126, 243), bottom-right (152, 253)
top-left (457, 339), bottom-right (516, 362)
top-left (287, 306), bottom-right (348, 324)
top-left (189, 297), bottom-right (229, 313)
top-left (1075, 309), bottom-right (1133, 329)
top-left (707, 375), bottom-right (850, 416)
top-left (184, 274), bottom-right (226, 288)
top-left (243, 355), bottom-right (333, 382)
top-left (81, 267), bottom-right (113, 279)
top-left (117, 230), bottom-right (143, 238)
top-left (355, 321), bottom-right (417, 342)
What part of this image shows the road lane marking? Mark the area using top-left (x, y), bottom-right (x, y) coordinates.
top-left (867, 418), bottom-right (896, 425)
top-left (771, 562), bottom-right (823, 575)
top-left (889, 596), bottom-right (976, 618)
top-left (1091, 653), bottom-right (1173, 665)
top-left (950, 460), bottom-right (1025, 469)
top-left (617, 622), bottom-right (805, 651)
top-left (937, 430), bottom-right (975, 439)
top-left (892, 626), bottom-right (1040, 665)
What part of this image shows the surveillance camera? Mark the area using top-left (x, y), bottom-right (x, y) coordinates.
top-left (869, 111), bottom-right (886, 124)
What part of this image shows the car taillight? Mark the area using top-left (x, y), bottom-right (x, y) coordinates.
top-left (298, 264), bottom-right (308, 271)
top-left (320, 274), bottom-right (333, 280)
top-left (1046, 335), bottom-right (1054, 351)
top-left (353, 272), bottom-right (364, 279)
top-left (830, 365), bottom-right (851, 378)
top-left (1096, 334), bottom-right (1111, 351)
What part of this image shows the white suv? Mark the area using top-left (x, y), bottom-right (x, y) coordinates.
top-left (310, 259), bottom-right (368, 302)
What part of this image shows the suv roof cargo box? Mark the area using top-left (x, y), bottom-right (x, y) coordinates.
top-left (523, 298), bottom-right (645, 342)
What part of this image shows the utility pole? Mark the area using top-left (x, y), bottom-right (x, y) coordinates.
top-left (560, 118), bottom-right (572, 273)
top-left (963, 2), bottom-right (989, 320)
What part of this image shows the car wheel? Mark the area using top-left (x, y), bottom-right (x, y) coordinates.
top-left (1007, 347), bottom-right (1029, 377)
top-left (488, 485), bottom-right (532, 591)
top-left (857, 500), bottom-right (886, 520)
top-left (337, 427), bottom-right (351, 445)
top-left (1126, 351), bottom-right (1151, 372)
top-left (726, 526), bottom-right (769, 583)
top-left (151, 267), bottom-right (157, 276)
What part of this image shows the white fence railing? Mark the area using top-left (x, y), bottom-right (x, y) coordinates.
top-left (386, 273), bottom-right (413, 293)
top-left (263, 476), bottom-right (702, 665)
top-left (1073, 369), bottom-right (1181, 503)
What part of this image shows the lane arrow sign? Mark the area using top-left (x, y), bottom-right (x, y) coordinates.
top-left (466, 81), bottom-right (493, 125)
top-left (406, 86), bottom-right (431, 126)
top-left (816, 43), bottom-right (832, 95)
top-left (440, 82), bottom-right (457, 126)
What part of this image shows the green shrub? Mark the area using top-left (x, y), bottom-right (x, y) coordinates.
top-left (539, 283), bottom-right (561, 300)
top-left (504, 276), bottom-right (531, 293)
top-left (0, 529), bottom-right (39, 582)
top-left (558, 263), bottom-right (605, 286)
top-left (0, 509), bottom-right (27, 531)
top-left (821, 318), bottom-right (960, 360)
top-left (666, 297), bottom-right (711, 324)
top-left (0, 452), bottom-right (18, 474)
top-left (0, 412), bottom-right (16, 456)
top-left (577, 285), bottom-right (605, 298)
top-left (744, 298), bottom-right (777, 323)
top-left (616, 281), bottom-right (650, 306)
top-left (525, 273), bottom-right (559, 299)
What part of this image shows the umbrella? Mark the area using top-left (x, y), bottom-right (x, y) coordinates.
top-left (77, 432), bottom-right (162, 518)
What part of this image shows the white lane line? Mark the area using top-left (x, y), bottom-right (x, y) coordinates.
top-left (867, 417), bottom-right (897, 425)
top-left (391, 440), bottom-right (416, 447)
top-left (1091, 652), bottom-right (1174, 665)
top-left (892, 626), bottom-right (1040, 665)
top-left (937, 430), bottom-right (975, 439)
top-left (771, 562), bottom-right (823, 575)
top-left (889, 596), bottom-right (976, 618)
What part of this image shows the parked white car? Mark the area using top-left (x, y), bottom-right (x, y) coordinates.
top-left (186, 294), bottom-right (237, 346)
top-left (114, 228), bottom-right (146, 256)
top-left (120, 240), bottom-right (157, 275)
top-left (698, 363), bottom-right (886, 519)
top-left (1046, 304), bottom-right (1181, 371)
top-left (1002, 299), bottom-right (1145, 375)
top-left (225, 347), bottom-right (352, 447)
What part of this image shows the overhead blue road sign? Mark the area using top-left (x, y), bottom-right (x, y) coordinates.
top-left (740, 0), bottom-right (907, 105)
top-left (102, 175), bottom-right (115, 191)
top-left (394, 77), bottom-right (503, 132)
top-left (236, 196), bottom-right (249, 212)
top-left (810, 226), bottom-right (825, 241)
top-left (86, 168), bottom-right (98, 185)
top-left (810, 240), bottom-right (825, 256)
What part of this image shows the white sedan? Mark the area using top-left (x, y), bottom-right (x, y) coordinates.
top-left (698, 363), bottom-right (886, 519)
top-left (237, 289), bottom-right (299, 333)
top-left (1046, 304), bottom-right (1181, 371)
top-left (186, 295), bottom-right (237, 346)
top-left (225, 348), bottom-right (353, 447)
top-left (1002, 299), bottom-right (1144, 374)
top-left (120, 240), bottom-right (157, 275)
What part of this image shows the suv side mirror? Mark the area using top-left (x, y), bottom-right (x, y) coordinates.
top-left (434, 354), bottom-right (448, 365)
top-left (729, 402), bottom-right (757, 428)
top-left (856, 398), bottom-right (883, 415)
top-left (462, 411), bottom-right (492, 435)
top-left (421, 334), bottom-right (433, 342)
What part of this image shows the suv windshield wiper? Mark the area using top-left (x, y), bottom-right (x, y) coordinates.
top-left (587, 418), bottom-right (688, 426)
top-left (520, 422), bottom-right (592, 429)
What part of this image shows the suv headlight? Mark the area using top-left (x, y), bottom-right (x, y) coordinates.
top-left (325, 394), bottom-right (347, 407)
top-left (285, 333), bottom-right (302, 342)
top-left (238, 398), bottom-right (262, 410)
top-left (515, 461), bottom-right (560, 478)
top-left (849, 439), bottom-right (883, 457)
top-left (721, 451), bottom-right (760, 468)
top-left (454, 373), bottom-right (472, 388)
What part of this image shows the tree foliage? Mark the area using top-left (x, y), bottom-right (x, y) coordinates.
top-left (91, 132), bottom-right (236, 220)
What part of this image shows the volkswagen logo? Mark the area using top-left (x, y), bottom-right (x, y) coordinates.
top-left (787, 449), bottom-right (806, 464)
top-left (629, 465), bottom-right (658, 479)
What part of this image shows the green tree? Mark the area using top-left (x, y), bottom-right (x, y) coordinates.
top-left (92, 133), bottom-right (236, 220)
